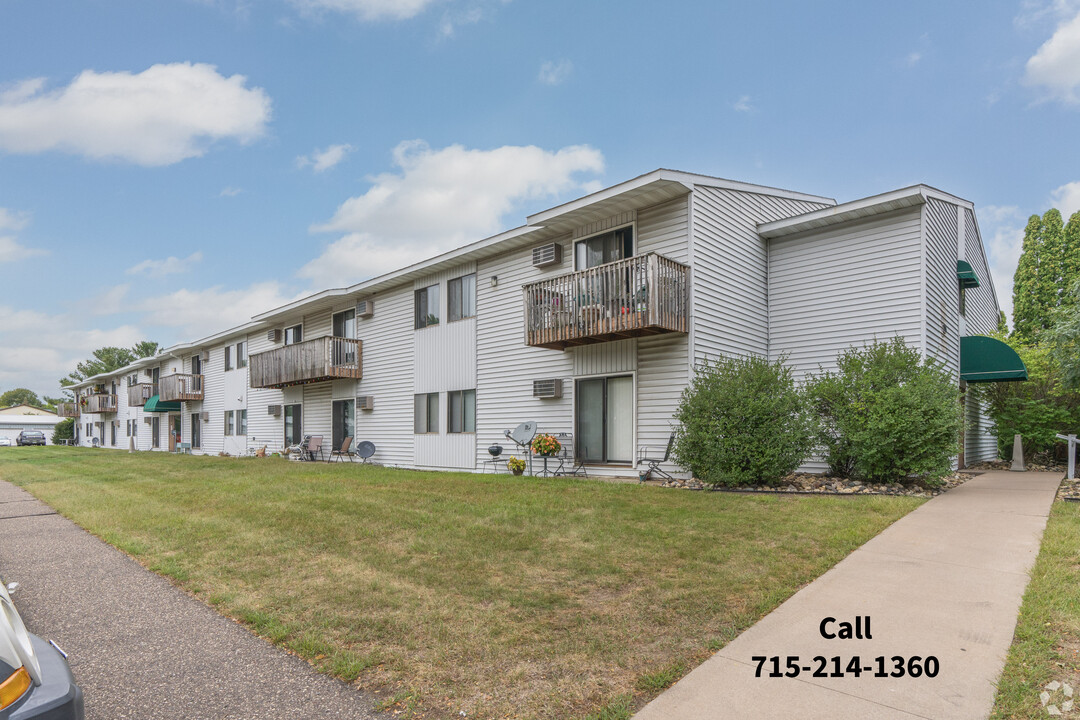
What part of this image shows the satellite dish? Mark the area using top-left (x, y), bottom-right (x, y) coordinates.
top-left (356, 441), bottom-right (376, 460)
top-left (509, 421), bottom-right (537, 446)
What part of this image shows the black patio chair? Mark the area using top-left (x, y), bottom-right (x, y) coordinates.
top-left (553, 432), bottom-right (588, 478)
top-left (637, 432), bottom-right (676, 481)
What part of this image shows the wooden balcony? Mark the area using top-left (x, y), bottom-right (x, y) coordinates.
top-left (128, 383), bottom-right (156, 407)
top-left (159, 374), bottom-right (204, 402)
top-left (81, 394), bottom-right (118, 414)
top-left (249, 336), bottom-right (362, 390)
top-left (523, 252), bottom-right (690, 350)
top-left (56, 402), bottom-right (80, 418)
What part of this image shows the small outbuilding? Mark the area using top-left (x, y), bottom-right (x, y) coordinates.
top-left (0, 405), bottom-right (63, 445)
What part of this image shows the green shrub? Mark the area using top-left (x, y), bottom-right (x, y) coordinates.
top-left (51, 417), bottom-right (74, 445)
top-left (805, 338), bottom-right (960, 483)
top-left (672, 354), bottom-right (813, 487)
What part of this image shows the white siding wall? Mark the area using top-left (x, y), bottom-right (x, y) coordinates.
top-left (962, 207), bottom-right (1002, 463)
top-left (768, 207), bottom-right (926, 381)
top-left (355, 285), bottom-right (414, 467)
top-left (247, 328), bottom-right (285, 452)
top-left (924, 198), bottom-right (960, 375)
top-left (693, 187), bottom-right (831, 361)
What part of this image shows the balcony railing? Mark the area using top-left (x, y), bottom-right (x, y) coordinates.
top-left (249, 336), bottom-right (362, 389)
top-left (81, 394), bottom-right (118, 414)
top-left (127, 383), bottom-right (156, 407)
top-left (56, 402), bottom-right (80, 418)
top-left (523, 252), bottom-right (690, 350)
top-left (159, 374), bottom-right (204, 402)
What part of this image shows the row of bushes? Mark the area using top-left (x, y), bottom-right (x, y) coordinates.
top-left (672, 338), bottom-right (961, 487)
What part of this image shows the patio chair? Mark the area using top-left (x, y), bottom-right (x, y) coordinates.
top-left (328, 436), bottom-right (355, 462)
top-left (354, 441), bottom-right (376, 464)
top-left (306, 435), bottom-right (325, 462)
top-left (553, 433), bottom-right (588, 478)
top-left (285, 435), bottom-right (309, 461)
top-left (637, 432), bottom-right (676, 481)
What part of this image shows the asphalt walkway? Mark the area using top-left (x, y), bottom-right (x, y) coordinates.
top-left (633, 470), bottom-right (1062, 720)
top-left (0, 480), bottom-right (383, 720)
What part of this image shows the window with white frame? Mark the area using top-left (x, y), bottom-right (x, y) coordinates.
top-left (284, 325), bottom-right (303, 345)
top-left (224, 346), bottom-right (233, 371)
top-left (414, 392), bottom-right (439, 433)
top-left (574, 226), bottom-right (634, 270)
top-left (224, 410), bottom-right (234, 436)
top-left (236, 341), bottom-right (247, 368)
top-left (448, 274), bottom-right (476, 322)
top-left (414, 285), bottom-right (440, 329)
top-left (238, 409), bottom-right (247, 435)
top-left (447, 389), bottom-right (476, 433)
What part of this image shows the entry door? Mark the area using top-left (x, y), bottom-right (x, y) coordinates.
top-left (170, 415), bottom-right (181, 452)
top-left (575, 375), bottom-right (633, 463)
top-left (284, 404), bottom-right (302, 446)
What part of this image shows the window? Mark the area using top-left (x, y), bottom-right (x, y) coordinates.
top-left (191, 414), bottom-right (201, 449)
top-left (224, 410), bottom-right (234, 436)
top-left (447, 389), bottom-right (476, 433)
top-left (415, 285), bottom-right (440, 329)
top-left (575, 375), bottom-right (633, 464)
top-left (414, 393), bottom-right (439, 433)
top-left (284, 325), bottom-right (303, 345)
top-left (333, 309), bottom-right (356, 339)
top-left (236, 341), bottom-right (247, 368)
top-left (284, 404), bottom-right (302, 446)
top-left (191, 354), bottom-right (202, 376)
top-left (448, 274), bottom-right (476, 322)
top-left (110, 422), bottom-right (116, 447)
top-left (332, 399), bottom-right (355, 449)
top-left (152, 416), bottom-right (160, 448)
top-left (224, 346), bottom-right (233, 371)
top-left (238, 409), bottom-right (247, 436)
top-left (574, 226), bottom-right (634, 270)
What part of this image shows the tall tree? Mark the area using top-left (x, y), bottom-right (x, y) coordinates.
top-left (997, 310), bottom-right (1009, 334)
top-left (1049, 279), bottom-right (1080, 390)
top-left (130, 340), bottom-right (160, 359)
top-left (1013, 209), bottom-right (1070, 341)
top-left (0, 388), bottom-right (44, 409)
top-left (1064, 210), bottom-right (1080, 310)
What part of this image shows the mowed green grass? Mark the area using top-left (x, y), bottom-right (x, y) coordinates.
top-left (992, 501), bottom-right (1080, 719)
top-left (0, 447), bottom-right (921, 719)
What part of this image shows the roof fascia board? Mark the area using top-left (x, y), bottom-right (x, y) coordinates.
top-left (757, 185), bottom-right (934, 238)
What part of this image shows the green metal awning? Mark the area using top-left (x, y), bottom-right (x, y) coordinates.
top-left (143, 394), bottom-right (181, 413)
top-left (960, 335), bottom-right (1028, 383)
top-left (957, 260), bottom-right (980, 288)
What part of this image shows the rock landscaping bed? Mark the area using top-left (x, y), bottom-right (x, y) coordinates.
top-left (1058, 479), bottom-right (1080, 502)
top-left (966, 459), bottom-right (1066, 473)
top-left (659, 472), bottom-right (971, 498)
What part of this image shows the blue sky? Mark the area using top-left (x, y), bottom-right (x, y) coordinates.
top-left (1, 0), bottom-right (1079, 397)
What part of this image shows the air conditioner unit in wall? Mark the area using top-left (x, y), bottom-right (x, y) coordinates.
top-left (532, 243), bottom-right (562, 268)
top-left (357, 300), bottom-right (374, 318)
top-left (357, 395), bottom-right (374, 411)
top-left (200, 412), bottom-right (210, 422)
top-left (144, 417), bottom-right (153, 424)
top-left (201, 350), bottom-right (210, 362)
top-left (267, 329), bottom-right (282, 343)
top-left (267, 404), bottom-right (282, 416)
top-left (533, 379), bottom-right (563, 399)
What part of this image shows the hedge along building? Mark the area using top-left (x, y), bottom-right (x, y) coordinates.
top-left (63, 170), bottom-right (1025, 475)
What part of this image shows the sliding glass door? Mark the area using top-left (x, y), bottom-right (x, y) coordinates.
top-left (575, 375), bottom-right (633, 464)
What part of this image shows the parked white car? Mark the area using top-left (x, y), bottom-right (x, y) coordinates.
top-left (0, 437), bottom-right (11, 447)
top-left (0, 578), bottom-right (83, 718)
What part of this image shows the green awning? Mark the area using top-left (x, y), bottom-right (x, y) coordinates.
top-left (960, 336), bottom-right (1028, 383)
top-left (957, 260), bottom-right (980, 288)
top-left (143, 394), bottom-right (181, 413)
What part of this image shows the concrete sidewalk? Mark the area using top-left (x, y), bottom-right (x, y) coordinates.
top-left (634, 471), bottom-right (1062, 720)
top-left (0, 480), bottom-right (384, 720)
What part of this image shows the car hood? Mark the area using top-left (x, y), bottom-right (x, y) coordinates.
top-left (0, 579), bottom-right (42, 684)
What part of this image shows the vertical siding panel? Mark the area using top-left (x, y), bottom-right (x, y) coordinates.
top-left (924, 199), bottom-right (960, 376)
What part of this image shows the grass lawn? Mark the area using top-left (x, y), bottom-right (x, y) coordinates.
top-left (992, 500), bottom-right (1080, 719)
top-left (0, 447), bottom-right (921, 719)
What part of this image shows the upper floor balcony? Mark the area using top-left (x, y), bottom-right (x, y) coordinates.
top-left (56, 402), bottom-right (79, 418)
top-left (249, 336), bottom-right (362, 390)
top-left (523, 252), bottom-right (690, 350)
top-left (81, 393), bottom-right (118, 414)
top-left (128, 383), bottom-right (156, 407)
top-left (159, 374), bottom-right (204, 402)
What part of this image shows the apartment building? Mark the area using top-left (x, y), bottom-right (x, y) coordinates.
top-left (64, 170), bottom-right (1024, 475)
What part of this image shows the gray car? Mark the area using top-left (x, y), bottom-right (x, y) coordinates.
top-left (0, 580), bottom-right (83, 719)
top-left (14, 432), bottom-right (45, 447)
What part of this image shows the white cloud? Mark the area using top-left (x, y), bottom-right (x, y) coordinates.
top-left (980, 205), bottom-right (1026, 326)
top-left (220, 186), bottom-right (243, 197)
top-left (299, 140), bottom-right (604, 286)
top-left (126, 252), bottom-right (204, 277)
top-left (1051, 180), bottom-right (1080, 218)
top-left (0, 208), bottom-right (45, 264)
top-left (297, 143), bottom-right (353, 172)
top-left (733, 95), bottom-right (754, 112)
top-left (1024, 9), bottom-right (1080, 103)
top-left (288, 0), bottom-right (439, 21)
top-left (906, 51), bottom-right (922, 66)
top-left (437, 4), bottom-right (484, 37)
top-left (138, 281), bottom-right (300, 337)
top-left (0, 63), bottom-right (271, 166)
top-left (88, 284), bottom-right (132, 316)
top-left (538, 60), bottom-right (573, 86)
top-left (0, 208), bottom-right (30, 232)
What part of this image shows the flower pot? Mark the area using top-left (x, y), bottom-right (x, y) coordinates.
top-left (512, 468), bottom-right (524, 476)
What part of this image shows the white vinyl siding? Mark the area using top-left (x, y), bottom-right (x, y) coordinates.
top-left (962, 208), bottom-right (1000, 336)
top-left (693, 186), bottom-right (831, 361)
top-left (768, 206), bottom-right (925, 382)
top-left (924, 198), bottom-right (961, 375)
top-left (246, 329), bottom-right (285, 453)
top-left (355, 285), bottom-right (414, 467)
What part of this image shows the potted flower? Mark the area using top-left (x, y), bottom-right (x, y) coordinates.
top-left (507, 457), bottom-right (526, 476)
top-left (531, 434), bottom-right (561, 457)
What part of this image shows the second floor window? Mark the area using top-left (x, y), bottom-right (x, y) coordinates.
top-left (415, 284), bottom-right (440, 329)
top-left (448, 274), bottom-right (476, 322)
top-left (192, 354), bottom-right (202, 376)
top-left (284, 325), bottom-right (303, 345)
top-left (575, 226), bottom-right (634, 270)
top-left (224, 346), bottom-right (233, 371)
top-left (236, 341), bottom-right (247, 368)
